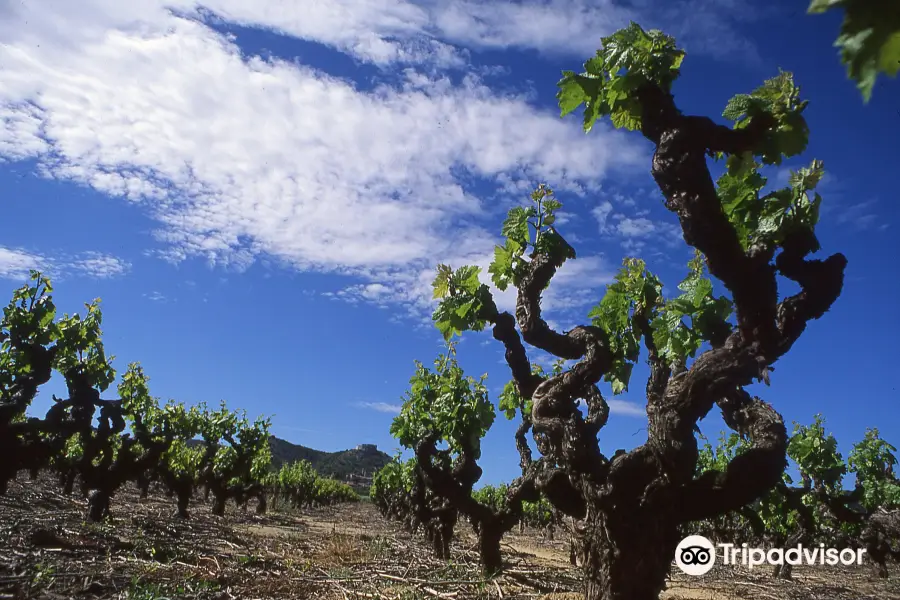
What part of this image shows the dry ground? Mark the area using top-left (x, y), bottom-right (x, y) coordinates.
top-left (0, 475), bottom-right (897, 600)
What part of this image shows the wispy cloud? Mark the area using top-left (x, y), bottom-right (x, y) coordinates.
top-left (0, 247), bottom-right (48, 280)
top-left (0, 1), bottom-right (765, 70)
top-left (143, 291), bottom-right (168, 302)
top-left (591, 194), bottom-right (684, 253)
top-left (0, 0), bottom-right (765, 328)
top-left (592, 200), bottom-right (614, 233)
top-left (615, 215), bottom-right (683, 253)
top-left (577, 396), bottom-right (646, 417)
top-left (0, 246), bottom-right (130, 282)
top-left (607, 399), bottom-right (646, 417)
top-left (70, 251), bottom-right (131, 279)
top-left (832, 199), bottom-right (886, 232)
top-left (0, 3), bottom-right (644, 303)
top-left (356, 401), bottom-right (404, 414)
top-left (430, 0), bottom-right (766, 65)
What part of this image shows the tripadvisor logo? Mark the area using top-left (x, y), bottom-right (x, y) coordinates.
top-left (675, 535), bottom-right (716, 575)
top-left (674, 535), bottom-right (867, 576)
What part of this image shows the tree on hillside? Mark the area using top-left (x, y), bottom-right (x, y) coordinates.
top-left (807, 0), bottom-right (900, 101)
top-left (430, 22), bottom-right (847, 600)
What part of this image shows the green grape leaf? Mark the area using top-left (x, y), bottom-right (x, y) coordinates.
top-left (808, 0), bottom-right (900, 102)
top-left (488, 238), bottom-right (523, 292)
top-left (558, 22), bottom-right (684, 132)
top-left (848, 427), bottom-right (900, 510)
top-left (431, 265), bottom-right (495, 340)
top-left (650, 252), bottom-right (733, 367)
top-left (722, 71), bottom-right (809, 166)
top-left (717, 154), bottom-right (826, 252)
top-left (391, 351), bottom-right (495, 458)
top-left (502, 206), bottom-right (535, 247)
top-left (432, 264), bottom-right (453, 299)
top-left (498, 380), bottom-right (533, 421)
top-left (588, 257), bottom-right (662, 393)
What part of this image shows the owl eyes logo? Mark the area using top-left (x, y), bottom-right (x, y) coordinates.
top-left (675, 535), bottom-right (716, 575)
top-left (680, 545), bottom-right (711, 565)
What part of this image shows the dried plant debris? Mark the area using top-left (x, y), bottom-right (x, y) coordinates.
top-left (0, 474), bottom-right (897, 600)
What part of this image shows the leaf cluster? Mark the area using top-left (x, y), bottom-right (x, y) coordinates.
top-left (557, 22), bottom-right (685, 132)
top-left (721, 71), bottom-right (810, 165)
top-left (488, 184), bottom-right (572, 291)
top-left (848, 428), bottom-right (900, 510)
top-left (276, 459), bottom-right (359, 507)
top-left (717, 156), bottom-right (825, 252)
top-left (588, 253), bottom-right (731, 394)
top-left (808, 0), bottom-right (900, 102)
top-left (431, 265), bottom-right (494, 341)
top-left (390, 348), bottom-right (495, 459)
top-left (0, 271), bottom-right (274, 518)
top-left (695, 416), bottom-right (900, 544)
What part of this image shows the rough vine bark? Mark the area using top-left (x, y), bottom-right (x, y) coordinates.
top-left (430, 24), bottom-right (848, 599)
top-left (524, 91), bottom-right (841, 598)
top-left (414, 429), bottom-right (541, 574)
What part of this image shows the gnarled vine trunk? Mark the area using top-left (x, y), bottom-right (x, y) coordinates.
top-left (429, 507), bottom-right (456, 559)
top-left (211, 489), bottom-right (227, 516)
top-left (175, 487), bottom-right (191, 519)
top-left (573, 503), bottom-right (680, 600)
top-left (62, 470), bottom-right (76, 496)
top-left (87, 488), bottom-right (111, 522)
top-left (862, 509), bottom-right (900, 578)
top-left (476, 520), bottom-right (505, 575)
top-left (422, 23), bottom-right (850, 600)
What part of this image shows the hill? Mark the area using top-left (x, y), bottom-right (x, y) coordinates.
top-left (267, 438), bottom-right (391, 479)
top-left (186, 436), bottom-right (392, 482)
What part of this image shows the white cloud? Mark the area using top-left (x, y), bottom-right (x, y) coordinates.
top-left (609, 214), bottom-right (684, 253)
top-left (356, 401), bottom-right (403, 414)
top-left (0, 103), bottom-right (51, 161)
top-left (0, 1), bottom-right (765, 71)
top-left (577, 396), bottom-right (645, 417)
top-left (616, 217), bottom-right (659, 237)
top-left (606, 398), bottom-right (646, 417)
top-left (70, 252), bottom-right (132, 279)
top-left (0, 247), bottom-right (48, 280)
top-left (0, 0), bottom-right (759, 326)
top-left (592, 200), bottom-right (613, 233)
top-left (542, 255), bottom-right (613, 312)
top-left (0, 0), bottom-right (452, 69)
top-left (0, 246), bottom-right (130, 282)
top-left (430, 0), bottom-right (764, 64)
top-left (588, 191), bottom-right (687, 252)
top-left (832, 199), bottom-right (884, 232)
top-left (0, 5), bottom-right (644, 284)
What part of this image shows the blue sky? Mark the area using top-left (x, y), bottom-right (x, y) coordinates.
top-left (1, 1), bottom-right (897, 487)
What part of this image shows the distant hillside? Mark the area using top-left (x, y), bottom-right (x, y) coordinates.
top-left (268, 437), bottom-right (391, 479)
top-left (186, 436), bottom-right (392, 481)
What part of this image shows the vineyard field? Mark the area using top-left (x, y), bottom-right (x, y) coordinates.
top-left (2, 5), bottom-right (899, 600)
top-left (1, 474), bottom-right (897, 600)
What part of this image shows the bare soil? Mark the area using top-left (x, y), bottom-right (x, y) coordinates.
top-left (0, 474), bottom-right (897, 599)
